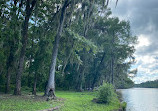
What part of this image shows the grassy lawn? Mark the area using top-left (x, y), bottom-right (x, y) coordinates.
top-left (56, 91), bottom-right (120, 111)
top-left (0, 94), bottom-right (61, 111)
top-left (0, 91), bottom-right (120, 111)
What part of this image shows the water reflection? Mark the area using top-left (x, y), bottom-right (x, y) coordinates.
top-left (119, 88), bottom-right (158, 111)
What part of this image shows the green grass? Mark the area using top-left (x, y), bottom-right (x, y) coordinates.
top-left (56, 91), bottom-right (120, 111)
top-left (0, 94), bottom-right (61, 111)
top-left (0, 91), bottom-right (120, 111)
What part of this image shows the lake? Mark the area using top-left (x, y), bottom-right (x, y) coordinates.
top-left (119, 88), bottom-right (158, 111)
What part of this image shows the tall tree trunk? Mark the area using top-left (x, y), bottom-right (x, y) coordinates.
top-left (5, 46), bottom-right (14, 93)
top-left (111, 31), bottom-right (115, 84)
top-left (45, 0), bottom-right (68, 97)
top-left (5, 67), bottom-right (11, 93)
top-left (92, 52), bottom-right (106, 89)
top-left (28, 35), bottom-right (34, 87)
top-left (76, 66), bottom-right (85, 92)
top-left (14, 11), bottom-right (29, 95)
top-left (111, 56), bottom-right (114, 84)
top-left (62, 42), bottom-right (74, 73)
top-left (14, 0), bottom-right (36, 95)
top-left (5, 4), bottom-right (17, 94)
top-left (79, 67), bottom-right (85, 91)
top-left (32, 72), bottom-right (37, 95)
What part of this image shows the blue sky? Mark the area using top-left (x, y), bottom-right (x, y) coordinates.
top-left (109, 0), bottom-right (158, 83)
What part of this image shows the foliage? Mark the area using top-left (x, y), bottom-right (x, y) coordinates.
top-left (135, 80), bottom-right (158, 88)
top-left (115, 76), bottom-right (134, 89)
top-left (0, 0), bottom-right (137, 95)
top-left (121, 102), bottom-right (127, 111)
top-left (96, 83), bottom-right (117, 104)
top-left (0, 0), bottom-right (137, 110)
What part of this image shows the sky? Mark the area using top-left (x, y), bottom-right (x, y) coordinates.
top-left (109, 0), bottom-right (158, 84)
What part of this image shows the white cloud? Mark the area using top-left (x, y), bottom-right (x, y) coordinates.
top-left (133, 54), bottom-right (158, 83)
top-left (133, 75), bottom-right (158, 84)
top-left (135, 35), bottom-right (150, 48)
top-left (136, 55), bottom-right (155, 65)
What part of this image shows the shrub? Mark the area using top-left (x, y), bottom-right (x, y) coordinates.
top-left (21, 86), bottom-right (32, 92)
top-left (96, 83), bottom-right (117, 104)
top-left (121, 102), bottom-right (127, 111)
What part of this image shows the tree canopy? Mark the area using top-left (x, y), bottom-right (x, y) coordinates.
top-left (0, 0), bottom-right (136, 96)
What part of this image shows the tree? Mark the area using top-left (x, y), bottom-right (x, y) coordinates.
top-left (45, 0), bottom-right (70, 96)
top-left (14, 0), bottom-right (37, 95)
top-left (0, 0), bottom-right (137, 96)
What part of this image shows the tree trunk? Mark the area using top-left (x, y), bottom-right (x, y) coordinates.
top-left (5, 46), bottom-right (14, 94)
top-left (79, 67), bottom-right (85, 91)
top-left (5, 67), bottom-right (11, 93)
top-left (45, 0), bottom-right (68, 97)
top-left (111, 31), bottom-right (115, 84)
top-left (111, 56), bottom-right (114, 84)
top-left (28, 35), bottom-right (34, 87)
top-left (32, 73), bottom-right (37, 95)
top-left (14, 15), bottom-right (29, 95)
top-left (5, 5), bottom-right (17, 94)
top-left (76, 66), bottom-right (85, 92)
top-left (14, 0), bottom-right (36, 95)
top-left (92, 52), bottom-right (106, 89)
top-left (62, 42), bottom-right (74, 73)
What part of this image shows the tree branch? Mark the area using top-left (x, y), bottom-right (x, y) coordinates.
top-left (30, 0), bottom-right (37, 13)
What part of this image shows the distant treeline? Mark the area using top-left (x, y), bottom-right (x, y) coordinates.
top-left (135, 80), bottom-right (158, 88)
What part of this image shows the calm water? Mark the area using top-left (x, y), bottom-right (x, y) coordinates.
top-left (119, 88), bottom-right (158, 111)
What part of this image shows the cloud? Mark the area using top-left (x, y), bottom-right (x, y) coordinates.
top-left (135, 34), bottom-right (150, 48)
top-left (109, 0), bottom-right (158, 83)
top-left (133, 75), bottom-right (158, 84)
